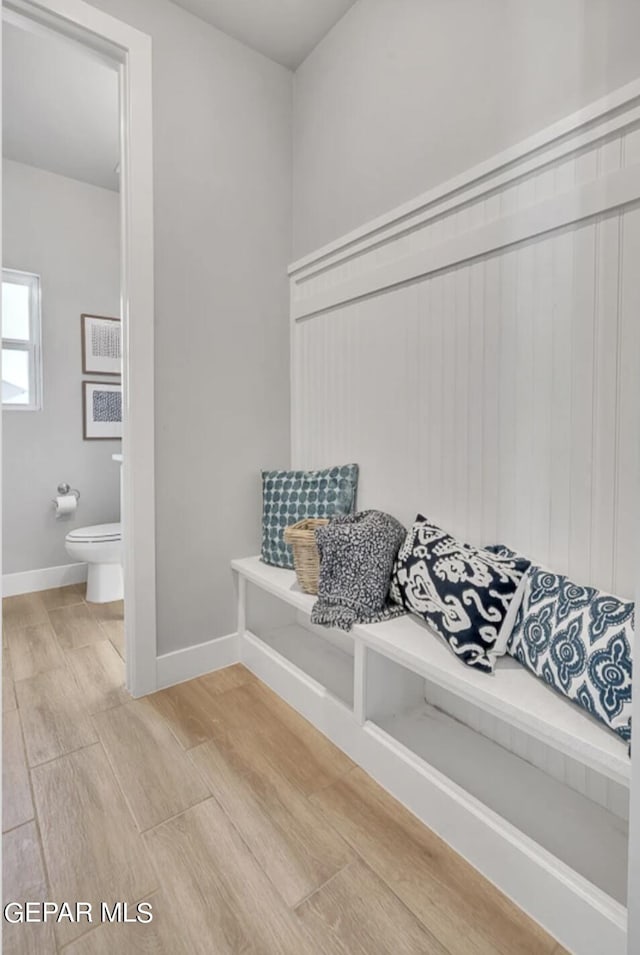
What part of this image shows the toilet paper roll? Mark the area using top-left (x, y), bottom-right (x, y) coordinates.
top-left (54, 494), bottom-right (77, 518)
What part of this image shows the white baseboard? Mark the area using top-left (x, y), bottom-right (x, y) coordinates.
top-left (2, 562), bottom-right (88, 597)
top-left (155, 632), bottom-right (240, 690)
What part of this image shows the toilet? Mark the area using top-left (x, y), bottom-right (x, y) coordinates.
top-left (65, 453), bottom-right (124, 603)
top-left (65, 523), bottom-right (123, 603)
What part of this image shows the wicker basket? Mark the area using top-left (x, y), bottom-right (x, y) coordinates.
top-left (283, 518), bottom-right (329, 595)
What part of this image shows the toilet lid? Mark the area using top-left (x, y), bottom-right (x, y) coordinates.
top-left (66, 523), bottom-right (121, 543)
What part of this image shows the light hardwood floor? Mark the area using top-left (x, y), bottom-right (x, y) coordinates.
top-left (2, 586), bottom-right (567, 954)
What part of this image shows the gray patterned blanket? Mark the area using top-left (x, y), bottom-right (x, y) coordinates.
top-left (311, 510), bottom-right (407, 632)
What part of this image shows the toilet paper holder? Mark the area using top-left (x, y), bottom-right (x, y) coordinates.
top-left (54, 482), bottom-right (80, 504)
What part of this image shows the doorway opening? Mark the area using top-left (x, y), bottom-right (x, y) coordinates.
top-left (1, 0), bottom-right (156, 697)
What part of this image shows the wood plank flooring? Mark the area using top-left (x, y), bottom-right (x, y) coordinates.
top-left (2, 586), bottom-right (566, 954)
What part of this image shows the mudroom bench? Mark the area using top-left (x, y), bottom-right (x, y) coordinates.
top-left (232, 555), bottom-right (629, 955)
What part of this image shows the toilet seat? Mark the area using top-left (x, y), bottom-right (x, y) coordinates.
top-left (66, 522), bottom-right (121, 544)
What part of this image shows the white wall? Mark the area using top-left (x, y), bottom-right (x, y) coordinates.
top-left (290, 89), bottom-right (640, 603)
top-left (2, 160), bottom-right (120, 574)
top-left (85, 0), bottom-right (292, 654)
top-left (289, 85), bottom-right (640, 944)
top-left (293, 0), bottom-right (640, 258)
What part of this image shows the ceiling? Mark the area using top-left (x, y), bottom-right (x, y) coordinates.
top-left (2, 21), bottom-right (120, 191)
top-left (170, 0), bottom-right (358, 69)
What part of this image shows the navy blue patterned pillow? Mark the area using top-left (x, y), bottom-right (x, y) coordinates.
top-left (509, 565), bottom-right (633, 743)
top-left (483, 543), bottom-right (530, 647)
top-left (391, 517), bottom-right (530, 673)
top-left (261, 465), bottom-right (358, 569)
top-left (484, 544), bottom-right (521, 559)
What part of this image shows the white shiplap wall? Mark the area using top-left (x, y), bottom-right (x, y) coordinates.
top-left (290, 81), bottom-right (640, 603)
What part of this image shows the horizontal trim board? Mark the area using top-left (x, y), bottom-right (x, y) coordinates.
top-left (292, 162), bottom-right (640, 320)
top-left (289, 77), bottom-right (640, 277)
top-left (292, 107), bottom-right (640, 285)
top-left (155, 632), bottom-right (239, 690)
top-left (2, 562), bottom-right (87, 597)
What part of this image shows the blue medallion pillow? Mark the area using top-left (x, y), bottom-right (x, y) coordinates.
top-left (390, 516), bottom-right (531, 673)
top-left (508, 564), bottom-right (634, 743)
top-left (261, 464), bottom-right (359, 569)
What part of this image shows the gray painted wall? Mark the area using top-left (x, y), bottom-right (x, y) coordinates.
top-left (2, 159), bottom-right (121, 574)
top-left (86, 0), bottom-right (292, 654)
top-left (292, 0), bottom-right (640, 258)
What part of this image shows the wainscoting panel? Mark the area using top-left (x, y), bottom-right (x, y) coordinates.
top-left (290, 81), bottom-right (640, 601)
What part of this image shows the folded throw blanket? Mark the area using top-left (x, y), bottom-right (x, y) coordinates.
top-left (311, 510), bottom-right (407, 632)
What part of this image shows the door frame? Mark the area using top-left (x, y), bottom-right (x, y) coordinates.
top-left (1, 0), bottom-right (157, 696)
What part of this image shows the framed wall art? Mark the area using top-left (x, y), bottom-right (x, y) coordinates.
top-left (81, 313), bottom-right (121, 376)
top-left (83, 380), bottom-right (122, 440)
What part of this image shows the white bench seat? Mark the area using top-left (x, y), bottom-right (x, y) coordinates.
top-left (231, 555), bottom-right (629, 787)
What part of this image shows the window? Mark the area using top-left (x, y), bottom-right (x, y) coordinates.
top-left (2, 269), bottom-right (42, 410)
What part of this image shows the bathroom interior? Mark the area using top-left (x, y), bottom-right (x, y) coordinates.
top-left (2, 17), bottom-right (125, 657)
top-left (2, 2), bottom-right (640, 955)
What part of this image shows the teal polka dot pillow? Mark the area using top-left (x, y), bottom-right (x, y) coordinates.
top-left (261, 464), bottom-right (359, 569)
